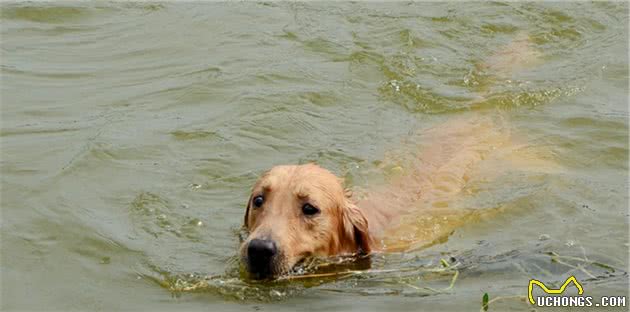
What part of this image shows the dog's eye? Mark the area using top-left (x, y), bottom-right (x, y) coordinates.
top-left (253, 195), bottom-right (264, 208)
top-left (302, 203), bottom-right (320, 216)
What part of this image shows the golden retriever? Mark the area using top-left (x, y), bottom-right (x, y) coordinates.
top-left (240, 113), bottom-right (522, 279)
top-left (240, 32), bottom-right (546, 279)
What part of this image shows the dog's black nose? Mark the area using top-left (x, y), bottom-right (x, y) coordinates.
top-left (248, 238), bottom-right (277, 261)
top-left (247, 238), bottom-right (277, 278)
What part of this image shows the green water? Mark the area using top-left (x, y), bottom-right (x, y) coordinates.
top-left (1, 2), bottom-right (628, 311)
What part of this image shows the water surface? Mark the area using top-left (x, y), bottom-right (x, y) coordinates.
top-left (1, 2), bottom-right (628, 311)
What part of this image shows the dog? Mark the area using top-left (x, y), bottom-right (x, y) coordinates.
top-left (240, 32), bottom-right (545, 279)
top-left (240, 111), bottom-right (521, 279)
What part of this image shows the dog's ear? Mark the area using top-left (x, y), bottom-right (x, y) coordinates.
top-left (341, 194), bottom-right (372, 254)
top-left (244, 194), bottom-right (253, 228)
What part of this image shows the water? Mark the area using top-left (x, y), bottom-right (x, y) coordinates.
top-left (1, 2), bottom-right (628, 311)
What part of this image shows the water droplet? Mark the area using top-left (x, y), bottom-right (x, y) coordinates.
top-left (270, 289), bottom-right (284, 298)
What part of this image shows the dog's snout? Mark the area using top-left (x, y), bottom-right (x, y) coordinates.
top-left (248, 238), bottom-right (277, 260)
top-left (246, 238), bottom-right (278, 278)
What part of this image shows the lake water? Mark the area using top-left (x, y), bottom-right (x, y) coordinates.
top-left (1, 2), bottom-right (628, 311)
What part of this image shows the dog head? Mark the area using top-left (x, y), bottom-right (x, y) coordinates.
top-left (240, 163), bottom-right (371, 279)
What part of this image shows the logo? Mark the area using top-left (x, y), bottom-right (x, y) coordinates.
top-left (528, 275), bottom-right (627, 308)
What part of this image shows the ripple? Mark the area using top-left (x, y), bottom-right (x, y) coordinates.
top-left (1, 5), bottom-right (95, 23)
top-left (170, 130), bottom-right (223, 141)
top-left (129, 192), bottom-right (205, 240)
